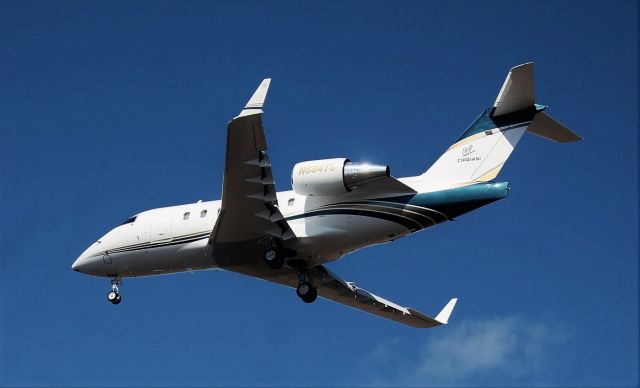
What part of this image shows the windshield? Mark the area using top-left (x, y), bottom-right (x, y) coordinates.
top-left (119, 216), bottom-right (137, 226)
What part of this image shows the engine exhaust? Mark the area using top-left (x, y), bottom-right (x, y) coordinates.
top-left (343, 162), bottom-right (390, 190)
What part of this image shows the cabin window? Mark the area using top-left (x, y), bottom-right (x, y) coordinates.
top-left (288, 198), bottom-right (295, 206)
top-left (183, 212), bottom-right (190, 220)
top-left (200, 210), bottom-right (207, 218)
top-left (120, 216), bottom-right (136, 226)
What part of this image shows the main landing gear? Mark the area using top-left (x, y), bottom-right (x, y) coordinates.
top-left (293, 264), bottom-right (317, 303)
top-left (262, 239), bottom-right (285, 270)
top-left (296, 281), bottom-right (317, 303)
top-left (262, 239), bottom-right (316, 303)
top-left (107, 275), bottom-right (121, 305)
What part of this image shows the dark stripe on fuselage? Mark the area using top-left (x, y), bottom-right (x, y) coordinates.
top-left (104, 230), bottom-right (211, 253)
top-left (283, 199), bottom-right (451, 230)
top-left (104, 232), bottom-right (210, 255)
top-left (314, 203), bottom-right (438, 229)
top-left (286, 208), bottom-right (424, 231)
top-left (328, 200), bottom-right (450, 224)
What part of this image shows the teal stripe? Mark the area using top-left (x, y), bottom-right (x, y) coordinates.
top-left (455, 105), bottom-right (545, 143)
top-left (381, 182), bottom-right (510, 220)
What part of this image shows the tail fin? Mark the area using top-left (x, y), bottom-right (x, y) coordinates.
top-left (420, 63), bottom-right (581, 191)
top-left (492, 62), bottom-right (536, 116)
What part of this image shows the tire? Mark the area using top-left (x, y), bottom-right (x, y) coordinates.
top-left (296, 281), bottom-right (317, 303)
top-left (302, 287), bottom-right (317, 303)
top-left (108, 291), bottom-right (120, 304)
top-left (263, 248), bottom-right (284, 269)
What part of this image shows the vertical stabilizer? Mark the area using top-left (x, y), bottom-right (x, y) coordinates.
top-left (418, 63), bottom-right (581, 192)
top-left (492, 62), bottom-right (535, 116)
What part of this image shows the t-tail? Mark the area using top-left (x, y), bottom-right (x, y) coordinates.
top-left (419, 63), bottom-right (582, 192)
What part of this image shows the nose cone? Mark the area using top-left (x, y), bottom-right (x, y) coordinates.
top-left (72, 242), bottom-right (101, 273)
top-left (71, 252), bottom-right (105, 276)
top-left (71, 256), bottom-right (84, 271)
top-left (72, 251), bottom-right (93, 272)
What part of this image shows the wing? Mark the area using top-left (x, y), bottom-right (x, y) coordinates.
top-left (210, 80), bottom-right (456, 327)
top-left (226, 263), bottom-right (457, 328)
top-left (210, 79), bottom-right (297, 267)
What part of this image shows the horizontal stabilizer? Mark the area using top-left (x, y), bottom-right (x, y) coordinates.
top-left (492, 63), bottom-right (535, 116)
top-left (528, 111), bottom-right (582, 142)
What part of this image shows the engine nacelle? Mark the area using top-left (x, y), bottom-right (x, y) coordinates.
top-left (292, 158), bottom-right (390, 196)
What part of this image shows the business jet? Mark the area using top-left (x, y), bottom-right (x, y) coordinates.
top-left (72, 63), bottom-right (581, 328)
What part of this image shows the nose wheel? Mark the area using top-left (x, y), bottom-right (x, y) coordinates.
top-left (107, 275), bottom-right (122, 305)
top-left (107, 290), bottom-right (121, 304)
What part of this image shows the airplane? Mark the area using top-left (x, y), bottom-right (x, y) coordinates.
top-left (72, 63), bottom-right (581, 328)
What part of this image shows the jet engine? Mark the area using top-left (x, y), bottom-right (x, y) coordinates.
top-left (291, 158), bottom-right (390, 196)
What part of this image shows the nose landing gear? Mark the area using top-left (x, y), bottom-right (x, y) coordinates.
top-left (107, 275), bottom-right (122, 305)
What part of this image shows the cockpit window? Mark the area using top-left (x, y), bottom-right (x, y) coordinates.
top-left (120, 216), bottom-right (137, 226)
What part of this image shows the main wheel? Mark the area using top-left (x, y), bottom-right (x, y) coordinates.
top-left (107, 291), bottom-right (121, 305)
top-left (263, 248), bottom-right (284, 269)
top-left (296, 281), bottom-right (318, 303)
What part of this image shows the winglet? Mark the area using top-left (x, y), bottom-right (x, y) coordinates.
top-left (434, 298), bottom-right (458, 324)
top-left (236, 78), bottom-right (271, 118)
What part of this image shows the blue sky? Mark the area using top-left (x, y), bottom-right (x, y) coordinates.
top-left (0, 1), bottom-right (637, 386)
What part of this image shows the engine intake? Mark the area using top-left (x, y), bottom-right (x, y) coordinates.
top-left (292, 158), bottom-right (390, 196)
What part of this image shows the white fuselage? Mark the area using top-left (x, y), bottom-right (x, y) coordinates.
top-left (73, 188), bottom-right (413, 278)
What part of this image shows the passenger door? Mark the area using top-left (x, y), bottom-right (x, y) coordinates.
top-left (150, 208), bottom-right (173, 243)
